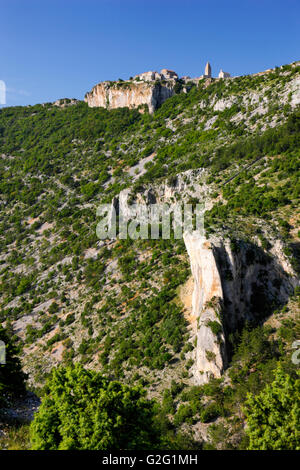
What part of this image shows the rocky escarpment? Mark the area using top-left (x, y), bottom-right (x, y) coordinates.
top-left (84, 62), bottom-right (300, 115)
top-left (85, 80), bottom-right (175, 114)
top-left (183, 233), bottom-right (298, 384)
top-left (84, 64), bottom-right (214, 113)
top-left (183, 233), bottom-right (227, 384)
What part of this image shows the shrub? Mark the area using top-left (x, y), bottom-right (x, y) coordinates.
top-left (173, 404), bottom-right (194, 426)
top-left (244, 366), bottom-right (300, 450)
top-left (206, 321), bottom-right (222, 336)
top-left (200, 402), bottom-right (223, 423)
top-left (30, 364), bottom-right (160, 450)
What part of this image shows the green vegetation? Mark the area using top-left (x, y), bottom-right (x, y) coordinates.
top-left (0, 63), bottom-right (299, 449)
top-left (30, 364), bottom-right (200, 450)
top-left (244, 366), bottom-right (300, 450)
top-left (0, 423), bottom-right (30, 450)
top-left (159, 311), bottom-right (300, 449)
top-left (30, 364), bottom-right (160, 450)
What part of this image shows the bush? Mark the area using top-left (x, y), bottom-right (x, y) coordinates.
top-left (244, 366), bottom-right (300, 450)
top-left (206, 320), bottom-right (222, 336)
top-left (30, 364), bottom-right (161, 450)
top-left (173, 404), bottom-right (194, 426)
top-left (200, 402), bottom-right (223, 423)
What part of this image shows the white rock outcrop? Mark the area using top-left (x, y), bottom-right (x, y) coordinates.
top-left (85, 79), bottom-right (175, 113)
top-left (183, 232), bottom-right (226, 384)
top-left (183, 232), bottom-right (299, 384)
top-left (104, 170), bottom-right (299, 385)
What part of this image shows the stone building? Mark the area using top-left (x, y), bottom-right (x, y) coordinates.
top-left (218, 69), bottom-right (231, 78)
top-left (133, 69), bottom-right (178, 82)
top-left (133, 71), bottom-right (161, 82)
top-left (196, 62), bottom-right (214, 80)
top-left (204, 62), bottom-right (212, 78)
top-left (160, 69), bottom-right (178, 80)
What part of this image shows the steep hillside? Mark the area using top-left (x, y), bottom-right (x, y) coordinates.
top-left (0, 61), bottom-right (299, 448)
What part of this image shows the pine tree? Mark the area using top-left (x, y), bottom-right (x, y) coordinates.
top-left (244, 366), bottom-right (300, 450)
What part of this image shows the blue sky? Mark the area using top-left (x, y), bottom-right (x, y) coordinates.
top-left (1, 0), bottom-right (299, 107)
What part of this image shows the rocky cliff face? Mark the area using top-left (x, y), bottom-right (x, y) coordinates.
top-left (183, 233), bottom-right (226, 384)
top-left (84, 81), bottom-right (175, 113)
top-left (84, 63), bottom-right (300, 115)
top-left (106, 173), bottom-right (299, 384)
top-left (183, 233), bottom-right (298, 384)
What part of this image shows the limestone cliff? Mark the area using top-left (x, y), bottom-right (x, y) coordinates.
top-left (183, 233), bottom-right (226, 384)
top-left (106, 174), bottom-right (299, 384)
top-left (183, 233), bottom-right (298, 384)
top-left (84, 80), bottom-right (175, 113)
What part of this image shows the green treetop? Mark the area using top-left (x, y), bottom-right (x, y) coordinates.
top-left (244, 365), bottom-right (300, 450)
top-left (30, 364), bottom-right (161, 450)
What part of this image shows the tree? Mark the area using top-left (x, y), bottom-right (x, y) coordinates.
top-left (30, 364), bottom-right (160, 450)
top-left (0, 325), bottom-right (27, 406)
top-left (243, 366), bottom-right (300, 450)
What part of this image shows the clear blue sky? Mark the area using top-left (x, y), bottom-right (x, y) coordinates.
top-left (1, 0), bottom-right (299, 107)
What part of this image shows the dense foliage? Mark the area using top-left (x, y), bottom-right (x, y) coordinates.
top-left (30, 364), bottom-right (160, 450)
top-left (244, 366), bottom-right (300, 450)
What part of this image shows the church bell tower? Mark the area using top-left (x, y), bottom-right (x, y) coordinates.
top-left (205, 62), bottom-right (212, 78)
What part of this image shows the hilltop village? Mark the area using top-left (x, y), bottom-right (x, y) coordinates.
top-left (84, 62), bottom-right (231, 112)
